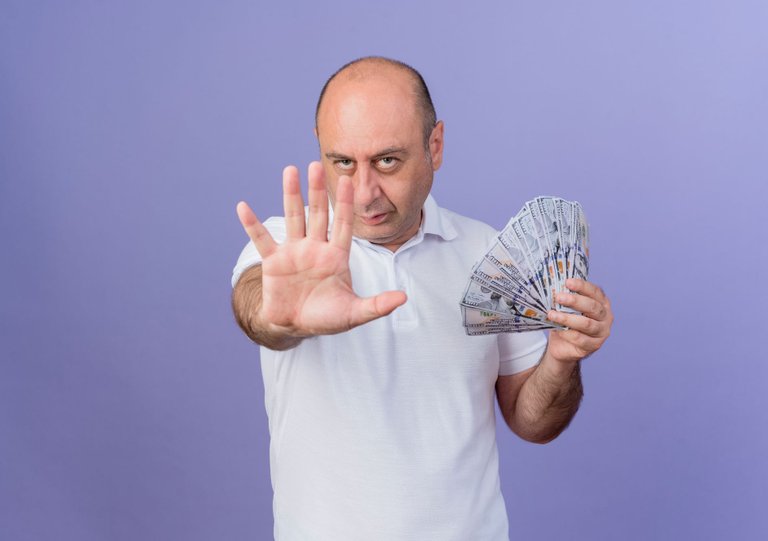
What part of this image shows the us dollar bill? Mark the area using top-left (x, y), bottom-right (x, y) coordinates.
top-left (459, 196), bottom-right (589, 335)
top-left (461, 306), bottom-right (564, 335)
top-left (573, 201), bottom-right (589, 282)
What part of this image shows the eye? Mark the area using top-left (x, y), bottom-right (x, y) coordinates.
top-left (334, 159), bottom-right (354, 171)
top-left (376, 156), bottom-right (398, 170)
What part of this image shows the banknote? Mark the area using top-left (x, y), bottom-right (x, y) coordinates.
top-left (500, 218), bottom-right (550, 308)
top-left (461, 306), bottom-right (563, 335)
top-left (573, 201), bottom-right (589, 282)
top-left (460, 196), bottom-right (589, 334)
top-left (511, 211), bottom-right (556, 308)
top-left (528, 200), bottom-right (562, 310)
top-left (486, 240), bottom-right (546, 309)
top-left (555, 198), bottom-right (575, 282)
top-left (460, 279), bottom-right (539, 318)
top-left (472, 256), bottom-right (548, 315)
top-left (463, 273), bottom-right (550, 322)
top-left (535, 197), bottom-right (566, 295)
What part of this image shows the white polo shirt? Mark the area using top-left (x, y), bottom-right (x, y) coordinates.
top-left (232, 195), bottom-right (546, 541)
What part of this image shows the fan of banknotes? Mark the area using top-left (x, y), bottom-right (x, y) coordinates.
top-left (461, 196), bottom-right (589, 335)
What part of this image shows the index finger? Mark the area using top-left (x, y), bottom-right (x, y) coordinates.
top-left (306, 161), bottom-right (328, 241)
top-left (237, 201), bottom-right (278, 258)
top-left (565, 278), bottom-right (608, 303)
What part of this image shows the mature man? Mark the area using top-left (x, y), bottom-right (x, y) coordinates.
top-left (231, 57), bottom-right (613, 541)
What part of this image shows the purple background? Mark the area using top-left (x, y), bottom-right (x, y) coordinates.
top-left (2, 1), bottom-right (766, 539)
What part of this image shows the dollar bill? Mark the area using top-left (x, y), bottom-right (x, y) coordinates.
top-left (476, 248), bottom-right (548, 312)
top-left (555, 198), bottom-right (575, 282)
top-left (461, 279), bottom-right (540, 318)
top-left (461, 306), bottom-right (563, 335)
top-left (486, 240), bottom-right (547, 310)
top-left (550, 198), bottom-right (576, 313)
top-left (509, 211), bottom-right (556, 309)
top-left (573, 201), bottom-right (589, 282)
top-left (459, 196), bottom-right (589, 335)
top-left (530, 198), bottom-right (564, 309)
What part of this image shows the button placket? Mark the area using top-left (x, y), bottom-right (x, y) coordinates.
top-left (391, 251), bottom-right (417, 327)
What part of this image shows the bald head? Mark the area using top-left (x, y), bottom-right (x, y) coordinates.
top-left (315, 57), bottom-right (437, 145)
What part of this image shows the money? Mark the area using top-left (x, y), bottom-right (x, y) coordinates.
top-left (461, 196), bottom-right (590, 334)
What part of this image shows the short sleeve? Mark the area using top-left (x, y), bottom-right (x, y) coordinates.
top-left (497, 330), bottom-right (547, 376)
top-left (230, 217), bottom-right (287, 288)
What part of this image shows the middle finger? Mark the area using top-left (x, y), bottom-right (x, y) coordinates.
top-left (556, 291), bottom-right (606, 321)
top-left (283, 165), bottom-right (306, 241)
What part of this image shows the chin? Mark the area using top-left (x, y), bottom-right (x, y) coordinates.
top-left (356, 228), bottom-right (391, 243)
top-left (354, 224), bottom-right (396, 244)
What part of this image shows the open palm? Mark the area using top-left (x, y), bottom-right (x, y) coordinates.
top-left (236, 162), bottom-right (406, 339)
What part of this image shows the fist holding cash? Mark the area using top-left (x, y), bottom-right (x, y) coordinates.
top-left (461, 196), bottom-right (612, 364)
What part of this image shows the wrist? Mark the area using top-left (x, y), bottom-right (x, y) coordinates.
top-left (540, 347), bottom-right (580, 380)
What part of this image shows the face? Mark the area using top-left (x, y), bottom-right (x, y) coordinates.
top-left (315, 70), bottom-right (444, 252)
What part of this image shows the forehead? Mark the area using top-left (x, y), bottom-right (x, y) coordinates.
top-left (317, 70), bottom-right (422, 154)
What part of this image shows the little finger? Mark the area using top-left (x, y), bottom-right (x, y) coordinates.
top-left (237, 201), bottom-right (278, 258)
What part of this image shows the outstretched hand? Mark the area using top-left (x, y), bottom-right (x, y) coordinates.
top-left (236, 162), bottom-right (407, 339)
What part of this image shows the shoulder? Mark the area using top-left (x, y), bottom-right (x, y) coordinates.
top-left (431, 201), bottom-right (499, 252)
top-left (420, 199), bottom-right (501, 272)
top-left (442, 207), bottom-right (498, 239)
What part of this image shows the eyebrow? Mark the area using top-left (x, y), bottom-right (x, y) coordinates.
top-left (324, 147), bottom-right (409, 161)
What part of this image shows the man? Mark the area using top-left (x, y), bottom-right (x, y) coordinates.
top-left (231, 57), bottom-right (613, 540)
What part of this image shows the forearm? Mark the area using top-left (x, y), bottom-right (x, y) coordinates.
top-left (509, 350), bottom-right (583, 444)
top-left (231, 265), bottom-right (303, 351)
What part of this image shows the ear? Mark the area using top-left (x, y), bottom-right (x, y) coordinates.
top-left (429, 121), bottom-right (444, 171)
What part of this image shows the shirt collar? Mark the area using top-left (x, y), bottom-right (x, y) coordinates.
top-left (421, 194), bottom-right (458, 241)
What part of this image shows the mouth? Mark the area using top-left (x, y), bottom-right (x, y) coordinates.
top-left (358, 212), bottom-right (389, 226)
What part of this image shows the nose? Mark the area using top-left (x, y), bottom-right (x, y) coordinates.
top-left (351, 163), bottom-right (382, 209)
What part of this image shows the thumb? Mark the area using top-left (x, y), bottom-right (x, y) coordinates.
top-left (348, 290), bottom-right (407, 328)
